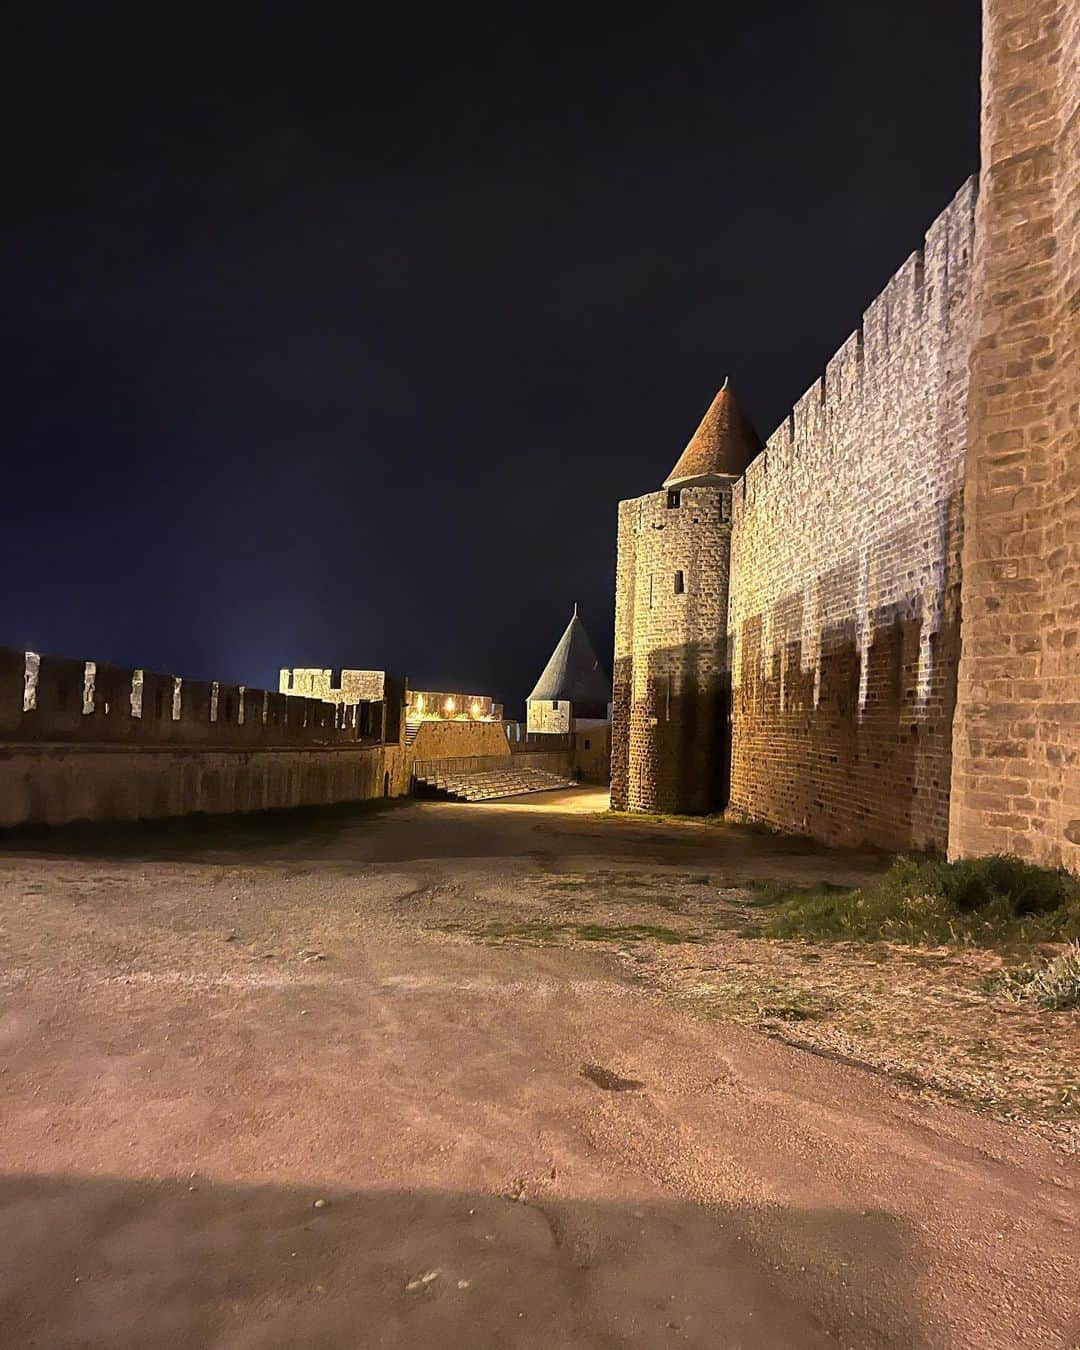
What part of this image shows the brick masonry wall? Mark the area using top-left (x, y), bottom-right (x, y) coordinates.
top-left (950, 0), bottom-right (1080, 868)
top-left (726, 181), bottom-right (977, 849)
top-left (612, 486), bottom-right (733, 813)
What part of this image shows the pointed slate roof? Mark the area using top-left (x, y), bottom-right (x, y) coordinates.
top-left (663, 377), bottom-right (761, 488)
top-left (528, 607), bottom-right (611, 707)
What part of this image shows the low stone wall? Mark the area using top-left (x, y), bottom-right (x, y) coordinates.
top-left (407, 720), bottom-right (511, 762)
top-left (0, 742), bottom-right (392, 828)
top-left (507, 750), bottom-right (575, 778)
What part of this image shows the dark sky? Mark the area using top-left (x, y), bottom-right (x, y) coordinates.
top-left (2, 2), bottom-right (980, 714)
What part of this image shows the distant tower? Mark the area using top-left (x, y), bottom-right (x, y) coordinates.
top-left (526, 606), bottom-right (611, 734)
top-left (611, 379), bottom-right (760, 813)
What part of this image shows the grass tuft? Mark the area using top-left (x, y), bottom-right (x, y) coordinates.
top-left (747, 855), bottom-right (1080, 949)
top-left (985, 942), bottom-right (1080, 1010)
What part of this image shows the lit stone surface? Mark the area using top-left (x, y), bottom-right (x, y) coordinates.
top-left (950, 0), bottom-right (1080, 869)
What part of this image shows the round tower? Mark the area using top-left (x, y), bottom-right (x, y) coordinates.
top-left (612, 379), bottom-right (760, 814)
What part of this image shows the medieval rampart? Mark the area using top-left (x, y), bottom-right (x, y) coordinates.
top-left (0, 646), bottom-right (403, 827)
top-left (726, 180), bottom-right (977, 849)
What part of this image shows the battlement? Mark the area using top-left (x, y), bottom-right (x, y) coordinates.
top-left (724, 177), bottom-right (979, 850)
top-left (3, 647), bottom-right (396, 748)
top-left (731, 177), bottom-right (978, 510)
top-left (280, 668), bottom-right (388, 703)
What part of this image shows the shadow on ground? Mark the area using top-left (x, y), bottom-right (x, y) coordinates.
top-left (0, 1173), bottom-right (925, 1349)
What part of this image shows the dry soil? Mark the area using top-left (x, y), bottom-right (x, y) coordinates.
top-left (0, 790), bottom-right (1076, 1349)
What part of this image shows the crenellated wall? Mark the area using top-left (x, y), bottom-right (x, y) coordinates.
top-left (726, 180), bottom-right (977, 849)
top-left (0, 646), bottom-right (408, 827)
top-left (5, 647), bottom-right (388, 747)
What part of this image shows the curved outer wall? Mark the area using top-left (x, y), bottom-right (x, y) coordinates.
top-left (949, 0), bottom-right (1080, 870)
top-left (612, 485), bottom-right (732, 813)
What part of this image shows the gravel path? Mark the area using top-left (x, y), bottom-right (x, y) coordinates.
top-left (0, 793), bottom-right (1076, 1348)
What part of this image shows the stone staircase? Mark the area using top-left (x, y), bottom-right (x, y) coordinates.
top-left (412, 764), bottom-right (576, 802)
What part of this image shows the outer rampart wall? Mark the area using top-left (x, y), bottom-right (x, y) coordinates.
top-left (4, 648), bottom-right (383, 747)
top-left (0, 743), bottom-right (390, 829)
top-left (950, 0), bottom-right (1080, 869)
top-left (727, 180), bottom-right (977, 850)
top-left (0, 646), bottom-right (406, 827)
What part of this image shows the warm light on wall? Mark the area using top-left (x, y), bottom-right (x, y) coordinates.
top-left (416, 694), bottom-right (425, 713)
top-left (471, 701), bottom-right (481, 717)
top-left (445, 698), bottom-right (455, 714)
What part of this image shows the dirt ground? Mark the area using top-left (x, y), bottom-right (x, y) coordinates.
top-left (1, 790), bottom-right (1077, 1349)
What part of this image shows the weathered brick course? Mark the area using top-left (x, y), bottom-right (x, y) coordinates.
top-left (950, 0), bottom-right (1079, 870)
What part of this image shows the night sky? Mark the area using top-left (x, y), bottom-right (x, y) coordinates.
top-left (2, 3), bottom-right (980, 714)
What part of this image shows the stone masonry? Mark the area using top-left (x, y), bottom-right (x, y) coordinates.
top-left (726, 183), bottom-right (976, 850)
top-left (950, 0), bottom-right (1080, 869)
top-left (612, 485), bottom-right (734, 814)
top-left (612, 0), bottom-right (1079, 864)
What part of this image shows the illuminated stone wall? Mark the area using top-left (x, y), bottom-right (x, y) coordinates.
top-left (949, 0), bottom-right (1080, 868)
top-left (725, 183), bottom-right (976, 850)
top-left (612, 484), bottom-right (733, 814)
top-left (280, 668), bottom-right (386, 703)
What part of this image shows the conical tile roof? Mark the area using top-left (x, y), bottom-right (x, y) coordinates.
top-left (528, 607), bottom-right (611, 707)
top-left (664, 377), bottom-right (761, 487)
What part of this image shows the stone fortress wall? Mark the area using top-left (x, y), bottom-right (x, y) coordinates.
top-left (615, 0), bottom-right (1078, 868)
top-left (0, 646), bottom-right (404, 828)
top-left (726, 181), bottom-right (977, 850)
top-left (279, 670), bottom-right (502, 723)
top-left (281, 667), bottom-right (387, 703)
top-left (8, 649), bottom-right (389, 747)
top-left (950, 0), bottom-right (1080, 871)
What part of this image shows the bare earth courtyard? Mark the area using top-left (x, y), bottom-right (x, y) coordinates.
top-left (1, 791), bottom-right (1077, 1349)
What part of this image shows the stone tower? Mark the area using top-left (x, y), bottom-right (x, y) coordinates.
top-left (611, 380), bottom-right (761, 813)
top-left (526, 606), bottom-right (611, 734)
top-left (949, 0), bottom-right (1080, 869)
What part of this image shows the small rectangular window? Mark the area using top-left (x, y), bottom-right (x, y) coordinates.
top-left (584, 738), bottom-right (591, 750)
top-left (674, 570), bottom-right (685, 594)
top-left (666, 489), bottom-right (681, 508)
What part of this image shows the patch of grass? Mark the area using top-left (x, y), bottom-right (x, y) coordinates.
top-left (748, 855), bottom-right (1080, 950)
top-left (744, 881), bottom-right (850, 909)
top-left (604, 808), bottom-right (731, 829)
top-left (984, 942), bottom-right (1080, 1010)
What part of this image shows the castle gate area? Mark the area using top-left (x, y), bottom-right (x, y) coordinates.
top-left (1, 793), bottom-right (1074, 1350)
